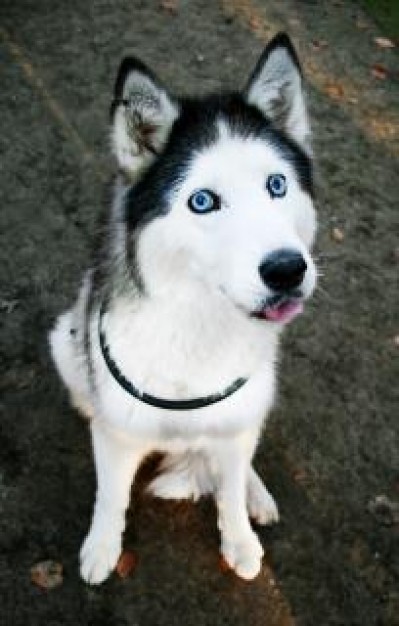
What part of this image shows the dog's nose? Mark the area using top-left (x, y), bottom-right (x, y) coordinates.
top-left (259, 249), bottom-right (307, 292)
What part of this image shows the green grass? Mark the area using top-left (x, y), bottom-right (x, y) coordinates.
top-left (363, 0), bottom-right (399, 38)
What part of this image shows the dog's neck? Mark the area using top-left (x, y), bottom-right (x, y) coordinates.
top-left (101, 278), bottom-right (281, 398)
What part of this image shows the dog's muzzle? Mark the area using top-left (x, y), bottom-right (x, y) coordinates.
top-left (255, 248), bottom-right (307, 324)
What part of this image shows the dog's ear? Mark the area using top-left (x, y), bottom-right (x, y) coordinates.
top-left (244, 33), bottom-right (311, 154)
top-left (111, 57), bottom-right (179, 178)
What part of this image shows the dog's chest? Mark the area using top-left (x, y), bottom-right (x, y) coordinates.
top-left (90, 297), bottom-right (279, 439)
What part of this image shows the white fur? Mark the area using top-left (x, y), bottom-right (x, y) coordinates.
top-left (49, 40), bottom-right (317, 585)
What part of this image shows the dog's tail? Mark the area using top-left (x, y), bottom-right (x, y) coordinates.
top-left (147, 452), bottom-right (213, 501)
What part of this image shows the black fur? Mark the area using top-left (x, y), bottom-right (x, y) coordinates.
top-left (124, 93), bottom-right (313, 235)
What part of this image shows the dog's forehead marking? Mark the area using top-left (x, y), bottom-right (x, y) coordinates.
top-left (183, 120), bottom-right (298, 193)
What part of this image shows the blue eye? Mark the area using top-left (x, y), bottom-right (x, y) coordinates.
top-left (267, 174), bottom-right (287, 199)
top-left (188, 189), bottom-right (220, 214)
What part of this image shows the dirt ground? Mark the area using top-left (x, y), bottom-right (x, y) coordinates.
top-left (0, 1), bottom-right (398, 625)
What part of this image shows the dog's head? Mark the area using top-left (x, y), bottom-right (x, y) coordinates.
top-left (111, 33), bottom-right (317, 324)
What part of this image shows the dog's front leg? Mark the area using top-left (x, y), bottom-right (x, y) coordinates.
top-left (80, 423), bottom-right (147, 584)
top-left (214, 435), bottom-right (263, 580)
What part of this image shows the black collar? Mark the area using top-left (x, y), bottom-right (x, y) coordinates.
top-left (98, 302), bottom-right (248, 411)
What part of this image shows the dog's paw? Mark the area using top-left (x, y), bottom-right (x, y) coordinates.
top-left (221, 531), bottom-right (264, 580)
top-left (247, 478), bottom-right (279, 526)
top-left (80, 526), bottom-right (122, 585)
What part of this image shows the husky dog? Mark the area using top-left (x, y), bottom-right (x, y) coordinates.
top-left (50, 33), bottom-right (317, 584)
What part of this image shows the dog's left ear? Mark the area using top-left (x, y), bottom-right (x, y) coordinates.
top-left (244, 33), bottom-right (311, 154)
top-left (111, 57), bottom-right (179, 178)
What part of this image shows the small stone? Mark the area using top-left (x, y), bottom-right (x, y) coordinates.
top-left (393, 335), bottom-right (399, 348)
top-left (331, 227), bottom-right (344, 243)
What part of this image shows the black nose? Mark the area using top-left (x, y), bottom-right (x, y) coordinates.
top-left (259, 249), bottom-right (307, 292)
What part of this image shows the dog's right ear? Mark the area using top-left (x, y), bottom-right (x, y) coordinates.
top-left (244, 33), bottom-right (311, 155)
top-left (111, 57), bottom-right (179, 178)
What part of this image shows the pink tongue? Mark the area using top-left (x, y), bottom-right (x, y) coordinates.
top-left (263, 300), bottom-right (304, 324)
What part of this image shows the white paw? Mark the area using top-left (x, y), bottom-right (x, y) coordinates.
top-left (80, 524), bottom-right (122, 585)
top-left (221, 531), bottom-right (264, 580)
top-left (247, 479), bottom-right (279, 526)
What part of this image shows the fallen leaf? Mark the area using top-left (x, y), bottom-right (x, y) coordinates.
top-left (159, 0), bottom-right (178, 14)
top-left (371, 64), bottom-right (388, 80)
top-left (31, 560), bottom-right (63, 590)
top-left (293, 468), bottom-right (309, 484)
top-left (219, 555), bottom-right (231, 573)
top-left (374, 36), bottom-right (395, 49)
top-left (311, 39), bottom-right (328, 51)
top-left (249, 15), bottom-right (261, 29)
top-left (116, 551), bottom-right (137, 578)
top-left (325, 83), bottom-right (345, 100)
top-left (331, 227), bottom-right (344, 243)
top-left (368, 117), bottom-right (397, 141)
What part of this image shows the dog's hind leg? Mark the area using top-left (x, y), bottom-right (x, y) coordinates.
top-left (80, 423), bottom-right (149, 584)
top-left (247, 466), bottom-right (279, 525)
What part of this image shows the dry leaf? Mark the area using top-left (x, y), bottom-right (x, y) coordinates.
top-left (160, 0), bottom-right (178, 14)
top-left (325, 83), bottom-right (345, 100)
top-left (219, 555), bottom-right (231, 573)
top-left (293, 468), bottom-right (309, 484)
top-left (31, 560), bottom-right (63, 590)
top-left (371, 64), bottom-right (388, 80)
top-left (331, 227), bottom-right (344, 243)
top-left (249, 16), bottom-right (261, 29)
top-left (311, 39), bottom-right (328, 51)
top-left (374, 37), bottom-right (395, 49)
top-left (116, 551), bottom-right (137, 578)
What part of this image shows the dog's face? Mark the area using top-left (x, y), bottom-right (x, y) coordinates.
top-left (111, 34), bottom-right (317, 324)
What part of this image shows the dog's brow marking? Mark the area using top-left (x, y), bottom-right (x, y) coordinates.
top-left (0, 26), bottom-right (107, 181)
